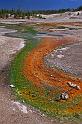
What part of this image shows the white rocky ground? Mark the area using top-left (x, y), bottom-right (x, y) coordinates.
top-left (0, 36), bottom-right (25, 71)
top-left (45, 41), bottom-right (82, 79)
top-left (0, 11), bottom-right (82, 24)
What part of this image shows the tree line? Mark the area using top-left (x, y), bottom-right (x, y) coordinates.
top-left (0, 6), bottom-right (82, 19)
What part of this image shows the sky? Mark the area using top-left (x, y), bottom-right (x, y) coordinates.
top-left (0, 0), bottom-right (82, 10)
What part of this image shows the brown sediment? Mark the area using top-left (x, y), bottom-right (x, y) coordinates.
top-left (22, 37), bottom-right (82, 100)
top-left (38, 22), bottom-right (82, 27)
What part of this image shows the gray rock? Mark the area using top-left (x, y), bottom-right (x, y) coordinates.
top-left (60, 92), bottom-right (69, 100)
